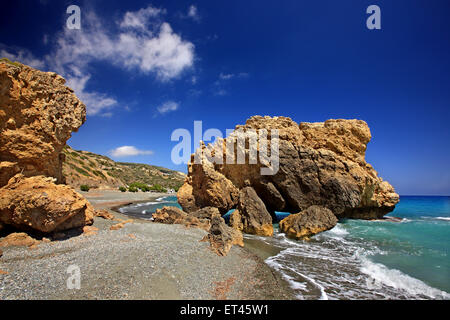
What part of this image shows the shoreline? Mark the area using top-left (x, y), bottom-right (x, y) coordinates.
top-left (0, 190), bottom-right (295, 300)
top-left (95, 190), bottom-right (296, 300)
top-left (90, 190), bottom-right (296, 300)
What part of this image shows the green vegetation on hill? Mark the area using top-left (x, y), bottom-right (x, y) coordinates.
top-left (0, 57), bottom-right (22, 68)
top-left (62, 145), bottom-right (185, 190)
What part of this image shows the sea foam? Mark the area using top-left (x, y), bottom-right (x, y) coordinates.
top-left (359, 256), bottom-right (450, 299)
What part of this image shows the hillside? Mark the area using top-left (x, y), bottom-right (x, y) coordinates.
top-left (62, 146), bottom-right (186, 191)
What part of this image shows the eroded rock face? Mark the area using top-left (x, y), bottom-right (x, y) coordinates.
top-left (178, 116), bottom-right (399, 234)
top-left (0, 175), bottom-right (94, 233)
top-left (178, 149), bottom-right (239, 215)
top-left (201, 216), bottom-right (244, 256)
top-left (279, 205), bottom-right (338, 240)
top-left (0, 61), bottom-right (86, 185)
top-left (0, 61), bottom-right (93, 234)
top-left (0, 232), bottom-right (40, 248)
top-left (190, 206), bottom-right (221, 220)
top-left (230, 187), bottom-right (274, 236)
top-left (152, 206), bottom-right (212, 231)
top-left (152, 206), bottom-right (243, 256)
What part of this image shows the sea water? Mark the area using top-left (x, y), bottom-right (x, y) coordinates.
top-left (118, 195), bottom-right (181, 220)
top-left (119, 195), bottom-right (449, 300)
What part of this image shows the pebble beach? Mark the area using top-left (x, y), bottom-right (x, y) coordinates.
top-left (0, 190), bottom-right (294, 300)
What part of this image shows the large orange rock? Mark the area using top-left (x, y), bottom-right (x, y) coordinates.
top-left (0, 174), bottom-right (94, 233)
top-left (178, 146), bottom-right (239, 215)
top-left (178, 116), bottom-right (400, 237)
top-left (0, 60), bottom-right (93, 233)
top-left (279, 205), bottom-right (338, 240)
top-left (230, 187), bottom-right (274, 237)
top-left (0, 60), bottom-right (86, 186)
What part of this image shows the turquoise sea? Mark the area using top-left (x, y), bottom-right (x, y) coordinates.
top-left (119, 195), bottom-right (450, 300)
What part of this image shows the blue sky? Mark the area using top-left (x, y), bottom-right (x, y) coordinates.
top-left (1, 0), bottom-right (449, 195)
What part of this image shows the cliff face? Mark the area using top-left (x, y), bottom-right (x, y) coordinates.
top-left (178, 116), bottom-right (399, 235)
top-left (0, 60), bottom-right (93, 233)
top-left (0, 59), bottom-right (86, 186)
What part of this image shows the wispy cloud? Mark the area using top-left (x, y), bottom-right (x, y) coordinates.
top-left (120, 6), bottom-right (164, 30)
top-left (45, 5), bottom-right (195, 116)
top-left (65, 74), bottom-right (117, 116)
top-left (0, 47), bottom-right (45, 69)
top-left (1, 6), bottom-right (195, 117)
top-left (219, 72), bottom-right (249, 80)
top-left (100, 112), bottom-right (113, 118)
top-left (213, 71), bottom-right (249, 96)
top-left (188, 89), bottom-right (202, 97)
top-left (110, 146), bottom-right (154, 157)
top-left (187, 5), bottom-right (200, 21)
top-left (157, 101), bottom-right (179, 114)
top-left (214, 89), bottom-right (227, 96)
top-left (219, 73), bottom-right (234, 80)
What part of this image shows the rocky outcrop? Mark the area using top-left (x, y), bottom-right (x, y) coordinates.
top-left (0, 174), bottom-right (94, 233)
top-left (152, 206), bottom-right (243, 256)
top-left (190, 206), bottom-right (221, 220)
top-left (0, 60), bottom-right (86, 185)
top-left (178, 147), bottom-right (239, 215)
top-left (95, 209), bottom-right (115, 220)
top-left (201, 216), bottom-right (244, 256)
top-left (109, 219), bottom-right (133, 231)
top-left (0, 232), bottom-right (41, 248)
top-left (152, 206), bottom-right (212, 231)
top-left (0, 61), bottom-right (94, 233)
top-left (229, 187), bottom-right (273, 236)
top-left (82, 225), bottom-right (99, 236)
top-left (178, 116), bottom-right (399, 236)
top-left (279, 205), bottom-right (338, 240)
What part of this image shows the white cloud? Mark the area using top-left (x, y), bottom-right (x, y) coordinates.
top-left (46, 6), bottom-right (194, 115)
top-left (219, 72), bottom-right (249, 80)
top-left (188, 89), bottom-right (202, 97)
top-left (207, 34), bottom-right (219, 41)
top-left (100, 112), bottom-right (113, 118)
top-left (65, 74), bottom-right (117, 116)
top-left (110, 146), bottom-right (154, 157)
top-left (213, 72), bottom-right (249, 96)
top-left (0, 48), bottom-right (45, 69)
top-left (120, 6), bottom-right (164, 30)
top-left (214, 89), bottom-right (227, 96)
top-left (157, 101), bottom-right (179, 114)
top-left (219, 73), bottom-right (234, 80)
top-left (187, 5), bottom-right (200, 21)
